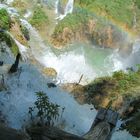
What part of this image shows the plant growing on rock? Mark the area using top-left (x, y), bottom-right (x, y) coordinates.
top-left (30, 6), bottom-right (49, 29)
top-left (0, 8), bottom-right (11, 30)
top-left (29, 91), bottom-right (60, 126)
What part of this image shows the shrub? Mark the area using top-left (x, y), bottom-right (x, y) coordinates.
top-left (0, 8), bottom-right (11, 30)
top-left (29, 91), bottom-right (60, 126)
top-left (30, 6), bottom-right (49, 29)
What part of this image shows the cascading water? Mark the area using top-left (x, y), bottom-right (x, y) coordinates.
top-left (55, 0), bottom-right (59, 14)
top-left (56, 0), bottom-right (74, 20)
top-left (6, 32), bottom-right (28, 61)
top-left (0, 3), bottom-right (140, 140)
top-left (0, 45), bottom-right (97, 135)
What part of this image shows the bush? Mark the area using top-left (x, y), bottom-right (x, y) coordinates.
top-left (0, 9), bottom-right (11, 30)
top-left (29, 91), bottom-right (60, 126)
top-left (30, 6), bottom-right (49, 29)
top-left (53, 7), bottom-right (90, 35)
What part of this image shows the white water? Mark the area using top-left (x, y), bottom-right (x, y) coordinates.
top-left (55, 0), bottom-right (59, 14)
top-left (5, 0), bottom-right (14, 5)
top-left (0, 3), bottom-right (140, 140)
top-left (0, 47), bottom-right (97, 135)
top-left (56, 0), bottom-right (74, 20)
top-left (24, 10), bottom-right (32, 19)
top-left (6, 32), bottom-right (28, 61)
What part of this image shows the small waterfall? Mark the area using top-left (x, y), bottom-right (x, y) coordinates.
top-left (55, 0), bottom-right (59, 14)
top-left (56, 0), bottom-right (74, 20)
top-left (6, 32), bottom-right (28, 61)
top-left (64, 0), bottom-right (74, 15)
top-left (5, 0), bottom-right (14, 5)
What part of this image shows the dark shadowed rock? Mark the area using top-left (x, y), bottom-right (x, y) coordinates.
top-left (9, 53), bottom-right (21, 73)
top-left (0, 125), bottom-right (30, 140)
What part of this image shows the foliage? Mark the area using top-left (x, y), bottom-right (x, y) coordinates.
top-left (75, 0), bottom-right (140, 28)
top-left (29, 91), bottom-right (60, 126)
top-left (0, 8), bottom-right (11, 30)
top-left (53, 7), bottom-right (90, 35)
top-left (112, 70), bottom-right (140, 90)
top-left (0, 32), bottom-right (19, 55)
top-left (86, 68), bottom-right (140, 103)
top-left (30, 6), bottom-right (49, 29)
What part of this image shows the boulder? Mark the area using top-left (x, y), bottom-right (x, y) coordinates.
top-left (42, 67), bottom-right (57, 77)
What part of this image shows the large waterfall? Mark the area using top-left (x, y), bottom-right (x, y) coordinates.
top-left (0, 2), bottom-right (140, 140)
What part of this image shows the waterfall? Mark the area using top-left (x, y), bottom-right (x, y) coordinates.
top-left (6, 32), bottom-right (28, 61)
top-left (5, 0), bottom-right (14, 5)
top-left (64, 0), bottom-right (74, 15)
top-left (55, 0), bottom-right (59, 14)
top-left (56, 0), bottom-right (74, 20)
top-left (20, 19), bottom-right (95, 84)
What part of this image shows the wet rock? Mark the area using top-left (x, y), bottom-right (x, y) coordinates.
top-left (9, 53), bottom-right (20, 73)
top-left (42, 67), bottom-right (57, 77)
top-left (61, 83), bottom-right (86, 104)
top-left (0, 125), bottom-right (30, 140)
top-left (47, 83), bottom-right (57, 88)
top-left (0, 61), bottom-right (3, 66)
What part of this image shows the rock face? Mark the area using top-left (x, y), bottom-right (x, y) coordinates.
top-left (27, 126), bottom-right (85, 140)
top-left (52, 18), bottom-right (132, 50)
top-left (61, 72), bottom-right (140, 137)
top-left (0, 125), bottom-right (30, 140)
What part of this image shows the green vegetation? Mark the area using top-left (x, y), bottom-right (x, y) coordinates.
top-left (53, 7), bottom-right (91, 35)
top-left (76, 0), bottom-right (140, 28)
top-left (54, 0), bottom-right (140, 38)
top-left (0, 32), bottom-right (19, 55)
top-left (87, 68), bottom-right (140, 95)
top-left (112, 70), bottom-right (140, 91)
top-left (29, 91), bottom-right (60, 126)
top-left (30, 6), bottom-right (49, 29)
top-left (85, 67), bottom-right (140, 110)
top-left (0, 9), bottom-right (11, 30)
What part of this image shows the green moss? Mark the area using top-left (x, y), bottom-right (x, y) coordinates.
top-left (0, 9), bottom-right (11, 30)
top-left (30, 6), bottom-right (49, 29)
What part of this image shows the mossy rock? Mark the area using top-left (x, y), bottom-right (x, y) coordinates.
top-left (42, 67), bottom-right (57, 77)
top-left (0, 32), bottom-right (19, 56)
top-left (0, 8), bottom-right (11, 31)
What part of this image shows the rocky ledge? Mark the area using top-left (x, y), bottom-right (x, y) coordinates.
top-left (61, 70), bottom-right (140, 138)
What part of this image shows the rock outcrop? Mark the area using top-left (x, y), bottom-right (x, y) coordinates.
top-left (0, 125), bottom-right (30, 140)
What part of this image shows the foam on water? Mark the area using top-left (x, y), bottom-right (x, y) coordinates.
top-left (0, 51), bottom-right (97, 135)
